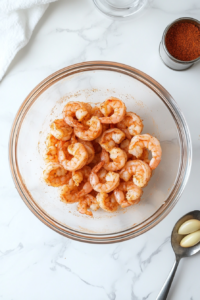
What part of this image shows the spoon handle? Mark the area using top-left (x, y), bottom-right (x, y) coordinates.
top-left (156, 257), bottom-right (180, 300)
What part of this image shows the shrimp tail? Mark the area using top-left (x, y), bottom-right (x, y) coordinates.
top-left (77, 182), bottom-right (93, 197)
top-left (92, 161), bottom-right (105, 174)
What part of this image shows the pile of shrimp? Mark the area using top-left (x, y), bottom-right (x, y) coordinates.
top-left (42, 97), bottom-right (162, 217)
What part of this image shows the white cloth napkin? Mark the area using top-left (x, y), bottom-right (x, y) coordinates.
top-left (0, 0), bottom-right (57, 81)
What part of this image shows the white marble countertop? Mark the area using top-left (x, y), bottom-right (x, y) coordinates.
top-left (1, 0), bottom-right (200, 299)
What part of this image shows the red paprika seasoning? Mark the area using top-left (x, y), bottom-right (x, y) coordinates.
top-left (165, 21), bottom-right (200, 61)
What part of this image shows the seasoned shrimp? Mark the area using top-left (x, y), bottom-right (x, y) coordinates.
top-left (44, 134), bottom-right (59, 163)
top-left (129, 134), bottom-right (162, 170)
top-left (60, 179), bottom-right (82, 204)
top-left (50, 119), bottom-right (73, 141)
top-left (100, 128), bottom-right (125, 152)
top-left (90, 162), bottom-right (120, 193)
top-left (96, 192), bottom-right (118, 212)
top-left (99, 97), bottom-right (126, 124)
top-left (101, 148), bottom-right (127, 171)
top-left (43, 163), bottom-right (71, 187)
top-left (74, 166), bottom-right (93, 197)
top-left (117, 112), bottom-right (143, 139)
top-left (114, 182), bottom-right (142, 208)
top-left (78, 194), bottom-right (99, 216)
top-left (58, 142), bottom-right (88, 171)
top-left (74, 116), bottom-right (102, 141)
top-left (63, 102), bottom-right (92, 128)
top-left (78, 139), bottom-right (95, 164)
top-left (119, 160), bottom-right (151, 187)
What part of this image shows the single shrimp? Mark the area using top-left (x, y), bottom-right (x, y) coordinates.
top-left (50, 119), bottom-right (73, 141)
top-left (96, 192), bottom-right (119, 212)
top-left (60, 179), bottom-right (82, 204)
top-left (43, 163), bottom-right (71, 187)
top-left (58, 142), bottom-right (88, 171)
top-left (117, 112), bottom-right (143, 139)
top-left (101, 148), bottom-right (127, 171)
top-left (100, 128), bottom-right (125, 152)
top-left (99, 97), bottom-right (126, 124)
top-left (74, 116), bottom-right (102, 141)
top-left (90, 162), bottom-right (120, 193)
top-left (119, 160), bottom-right (151, 187)
top-left (77, 139), bottom-right (95, 164)
top-left (44, 134), bottom-right (59, 163)
top-left (129, 134), bottom-right (162, 170)
top-left (63, 101), bottom-right (92, 129)
top-left (78, 194), bottom-right (99, 216)
top-left (114, 182), bottom-right (142, 208)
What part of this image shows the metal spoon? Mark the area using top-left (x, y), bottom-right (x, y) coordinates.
top-left (156, 210), bottom-right (200, 300)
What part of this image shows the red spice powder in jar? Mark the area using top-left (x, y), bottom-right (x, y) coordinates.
top-left (165, 21), bottom-right (200, 61)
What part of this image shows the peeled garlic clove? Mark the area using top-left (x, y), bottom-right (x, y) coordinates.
top-left (178, 219), bottom-right (200, 235)
top-left (180, 230), bottom-right (200, 248)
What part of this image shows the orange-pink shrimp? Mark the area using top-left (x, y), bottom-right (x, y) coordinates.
top-left (43, 163), bottom-right (71, 187)
top-left (78, 194), bottom-right (99, 216)
top-left (74, 116), bottom-right (102, 141)
top-left (50, 119), bottom-right (73, 141)
top-left (114, 182), bottom-right (142, 208)
top-left (100, 148), bottom-right (127, 171)
top-left (99, 97), bottom-right (126, 124)
top-left (117, 112), bottom-right (143, 139)
top-left (44, 134), bottom-right (59, 163)
top-left (60, 179), bottom-right (82, 204)
top-left (58, 141), bottom-right (88, 171)
top-left (78, 139), bottom-right (95, 164)
top-left (96, 192), bottom-right (119, 212)
top-left (90, 162), bottom-right (120, 193)
top-left (63, 101), bottom-right (92, 129)
top-left (73, 166), bottom-right (93, 197)
top-left (119, 160), bottom-right (151, 188)
top-left (100, 128), bottom-right (125, 152)
top-left (129, 134), bottom-right (162, 170)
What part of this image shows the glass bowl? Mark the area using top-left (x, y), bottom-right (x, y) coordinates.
top-left (9, 61), bottom-right (192, 244)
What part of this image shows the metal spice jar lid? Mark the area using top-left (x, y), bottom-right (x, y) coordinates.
top-left (159, 17), bottom-right (200, 71)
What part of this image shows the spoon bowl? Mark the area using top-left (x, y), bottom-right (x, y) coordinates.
top-left (171, 210), bottom-right (200, 258)
top-left (156, 210), bottom-right (200, 300)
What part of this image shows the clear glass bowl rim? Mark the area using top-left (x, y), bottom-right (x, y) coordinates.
top-left (9, 61), bottom-right (192, 244)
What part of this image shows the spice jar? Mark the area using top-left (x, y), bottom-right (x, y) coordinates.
top-left (159, 17), bottom-right (200, 71)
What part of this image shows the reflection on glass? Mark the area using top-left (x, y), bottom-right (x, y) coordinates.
top-left (93, 0), bottom-right (147, 18)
